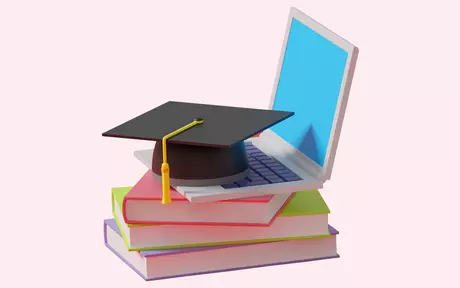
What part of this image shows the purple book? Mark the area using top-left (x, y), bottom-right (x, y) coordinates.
top-left (104, 219), bottom-right (339, 281)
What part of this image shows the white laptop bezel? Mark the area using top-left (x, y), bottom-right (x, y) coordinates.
top-left (263, 7), bottom-right (359, 182)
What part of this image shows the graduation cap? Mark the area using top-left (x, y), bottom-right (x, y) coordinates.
top-left (102, 101), bottom-right (294, 204)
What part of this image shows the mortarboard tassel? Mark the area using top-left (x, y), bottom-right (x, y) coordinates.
top-left (161, 118), bottom-right (204, 204)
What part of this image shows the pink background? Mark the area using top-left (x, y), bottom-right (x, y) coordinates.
top-left (1, 0), bottom-right (459, 287)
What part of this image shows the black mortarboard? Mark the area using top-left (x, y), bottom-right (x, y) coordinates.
top-left (102, 101), bottom-right (293, 203)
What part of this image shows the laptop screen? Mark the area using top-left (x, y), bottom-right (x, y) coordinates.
top-left (271, 18), bottom-right (349, 167)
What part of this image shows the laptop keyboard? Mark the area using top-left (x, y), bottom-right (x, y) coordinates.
top-left (221, 142), bottom-right (302, 189)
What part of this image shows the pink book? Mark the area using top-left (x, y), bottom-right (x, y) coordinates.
top-left (121, 171), bottom-right (293, 226)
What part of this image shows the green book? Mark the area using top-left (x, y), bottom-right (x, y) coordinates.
top-left (112, 188), bottom-right (331, 251)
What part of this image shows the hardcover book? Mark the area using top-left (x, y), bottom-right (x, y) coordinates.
top-left (119, 171), bottom-right (293, 226)
top-left (104, 219), bottom-right (339, 281)
top-left (112, 189), bottom-right (331, 251)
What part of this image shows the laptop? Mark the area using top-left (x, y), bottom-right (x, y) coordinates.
top-left (134, 7), bottom-right (359, 203)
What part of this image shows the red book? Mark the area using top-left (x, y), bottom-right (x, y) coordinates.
top-left (122, 171), bottom-right (293, 226)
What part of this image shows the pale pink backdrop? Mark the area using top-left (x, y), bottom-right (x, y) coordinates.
top-left (1, 0), bottom-right (459, 287)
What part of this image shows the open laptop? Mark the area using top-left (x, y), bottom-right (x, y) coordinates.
top-left (134, 7), bottom-right (359, 203)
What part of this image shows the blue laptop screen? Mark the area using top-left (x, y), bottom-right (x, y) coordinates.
top-left (271, 18), bottom-right (348, 167)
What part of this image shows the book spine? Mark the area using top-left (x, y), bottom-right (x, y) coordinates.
top-left (122, 197), bottom-right (130, 224)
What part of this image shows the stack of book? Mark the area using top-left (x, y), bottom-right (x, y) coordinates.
top-left (104, 169), bottom-right (339, 281)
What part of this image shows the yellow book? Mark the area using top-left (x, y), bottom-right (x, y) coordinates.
top-left (112, 187), bottom-right (331, 251)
